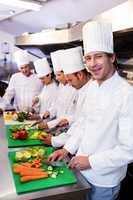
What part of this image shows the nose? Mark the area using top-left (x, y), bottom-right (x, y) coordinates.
top-left (89, 57), bottom-right (96, 68)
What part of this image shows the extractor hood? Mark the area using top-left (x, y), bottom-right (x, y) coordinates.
top-left (15, 22), bottom-right (84, 46)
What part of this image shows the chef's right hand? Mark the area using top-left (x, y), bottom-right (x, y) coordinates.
top-left (57, 119), bottom-right (69, 127)
top-left (43, 111), bottom-right (50, 119)
top-left (32, 96), bottom-right (39, 107)
top-left (37, 123), bottom-right (48, 129)
top-left (48, 148), bottom-right (68, 162)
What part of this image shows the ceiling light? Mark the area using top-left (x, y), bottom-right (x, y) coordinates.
top-left (0, 0), bottom-right (42, 11)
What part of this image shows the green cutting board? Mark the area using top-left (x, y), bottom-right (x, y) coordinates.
top-left (8, 147), bottom-right (77, 194)
top-left (5, 125), bottom-right (44, 148)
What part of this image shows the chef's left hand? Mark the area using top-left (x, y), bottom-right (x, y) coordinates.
top-left (40, 134), bottom-right (52, 145)
top-left (68, 155), bottom-right (91, 170)
top-left (57, 119), bottom-right (69, 127)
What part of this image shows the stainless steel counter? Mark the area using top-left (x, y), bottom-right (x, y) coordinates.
top-left (0, 115), bottom-right (90, 200)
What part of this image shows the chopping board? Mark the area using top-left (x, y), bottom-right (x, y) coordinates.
top-left (5, 125), bottom-right (44, 148)
top-left (8, 147), bottom-right (77, 194)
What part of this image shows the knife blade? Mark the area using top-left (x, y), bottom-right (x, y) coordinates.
top-left (30, 118), bottom-right (44, 127)
top-left (44, 161), bottom-right (66, 167)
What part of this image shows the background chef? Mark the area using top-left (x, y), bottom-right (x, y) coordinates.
top-left (32, 57), bottom-right (58, 117)
top-left (2, 50), bottom-right (43, 112)
top-left (40, 49), bottom-right (78, 130)
top-left (40, 46), bottom-right (92, 146)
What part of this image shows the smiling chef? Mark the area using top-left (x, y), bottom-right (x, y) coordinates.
top-left (48, 21), bottom-right (133, 200)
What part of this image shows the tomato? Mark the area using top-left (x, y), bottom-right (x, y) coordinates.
top-left (18, 130), bottom-right (28, 140)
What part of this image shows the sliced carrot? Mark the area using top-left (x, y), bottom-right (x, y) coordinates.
top-left (21, 162), bottom-right (32, 168)
top-left (20, 171), bottom-right (48, 176)
top-left (21, 174), bottom-right (48, 182)
top-left (13, 164), bottom-right (44, 173)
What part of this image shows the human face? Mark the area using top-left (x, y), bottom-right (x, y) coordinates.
top-left (19, 64), bottom-right (31, 77)
top-left (85, 52), bottom-right (115, 85)
top-left (65, 73), bottom-right (82, 89)
top-left (39, 73), bottom-right (52, 85)
top-left (55, 71), bottom-right (67, 85)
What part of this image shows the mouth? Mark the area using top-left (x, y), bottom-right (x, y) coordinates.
top-left (91, 66), bottom-right (102, 76)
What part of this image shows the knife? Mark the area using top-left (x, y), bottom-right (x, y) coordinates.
top-left (43, 161), bottom-right (66, 167)
top-left (30, 118), bottom-right (44, 127)
top-left (30, 116), bottom-right (56, 128)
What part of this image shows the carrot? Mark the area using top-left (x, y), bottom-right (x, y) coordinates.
top-left (13, 164), bottom-right (44, 173)
top-left (14, 164), bottom-right (30, 173)
top-left (20, 171), bottom-right (48, 176)
top-left (21, 174), bottom-right (48, 182)
top-left (21, 162), bottom-right (32, 168)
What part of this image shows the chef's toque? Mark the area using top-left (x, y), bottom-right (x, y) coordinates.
top-left (50, 50), bottom-right (63, 72)
top-left (34, 58), bottom-right (52, 78)
top-left (14, 50), bottom-right (30, 69)
top-left (83, 21), bottom-right (113, 56)
top-left (61, 46), bottom-right (85, 74)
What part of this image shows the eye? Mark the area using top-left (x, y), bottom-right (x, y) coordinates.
top-left (85, 56), bottom-right (91, 61)
top-left (96, 54), bottom-right (103, 58)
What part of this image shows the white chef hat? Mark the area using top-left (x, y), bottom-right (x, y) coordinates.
top-left (14, 50), bottom-right (30, 69)
top-left (34, 58), bottom-right (52, 78)
top-left (50, 50), bottom-right (63, 72)
top-left (60, 46), bottom-right (85, 74)
top-left (83, 21), bottom-right (113, 56)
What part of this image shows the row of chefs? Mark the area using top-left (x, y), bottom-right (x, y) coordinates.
top-left (1, 21), bottom-right (133, 200)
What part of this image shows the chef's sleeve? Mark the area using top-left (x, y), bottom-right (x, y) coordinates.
top-left (89, 89), bottom-right (133, 175)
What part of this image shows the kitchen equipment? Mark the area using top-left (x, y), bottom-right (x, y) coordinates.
top-left (43, 161), bottom-right (66, 167)
top-left (30, 118), bottom-right (44, 127)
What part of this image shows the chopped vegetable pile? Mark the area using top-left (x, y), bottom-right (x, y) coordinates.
top-left (13, 146), bottom-right (64, 182)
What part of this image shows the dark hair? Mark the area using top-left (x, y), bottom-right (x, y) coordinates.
top-left (73, 69), bottom-right (91, 77)
top-left (106, 53), bottom-right (118, 70)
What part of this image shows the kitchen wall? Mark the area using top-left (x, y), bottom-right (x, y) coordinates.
top-left (0, 30), bottom-right (18, 62)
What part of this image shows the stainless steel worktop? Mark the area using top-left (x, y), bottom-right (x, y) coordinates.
top-left (0, 115), bottom-right (90, 200)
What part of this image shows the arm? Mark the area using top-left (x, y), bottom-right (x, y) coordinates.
top-left (64, 117), bottom-right (85, 155)
top-left (89, 89), bottom-right (133, 175)
top-left (3, 76), bottom-right (15, 107)
top-left (51, 131), bottom-right (71, 148)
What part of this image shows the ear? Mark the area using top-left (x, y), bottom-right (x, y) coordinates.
top-left (110, 53), bottom-right (116, 64)
top-left (76, 71), bottom-right (83, 80)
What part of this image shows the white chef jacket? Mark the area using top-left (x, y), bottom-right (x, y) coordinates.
top-left (33, 81), bottom-right (58, 115)
top-left (64, 72), bottom-right (133, 187)
top-left (0, 97), bottom-right (5, 109)
top-left (3, 72), bottom-right (43, 111)
top-left (47, 83), bottom-right (78, 128)
top-left (51, 80), bottom-right (91, 147)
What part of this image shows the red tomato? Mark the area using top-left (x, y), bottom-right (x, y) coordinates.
top-left (18, 130), bottom-right (28, 140)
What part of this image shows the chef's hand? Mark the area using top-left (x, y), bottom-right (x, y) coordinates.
top-left (40, 134), bottom-right (52, 145)
top-left (48, 148), bottom-right (68, 162)
top-left (57, 119), bottom-right (69, 127)
top-left (32, 96), bottom-right (39, 107)
top-left (43, 111), bottom-right (50, 119)
top-left (68, 156), bottom-right (91, 170)
top-left (28, 114), bottom-right (41, 120)
top-left (37, 123), bottom-right (48, 129)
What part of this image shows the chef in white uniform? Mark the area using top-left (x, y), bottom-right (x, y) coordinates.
top-left (32, 57), bottom-right (58, 116)
top-left (41, 49), bottom-right (78, 129)
top-left (41, 46), bottom-right (92, 147)
top-left (48, 21), bottom-right (133, 200)
top-left (3, 50), bottom-right (43, 111)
